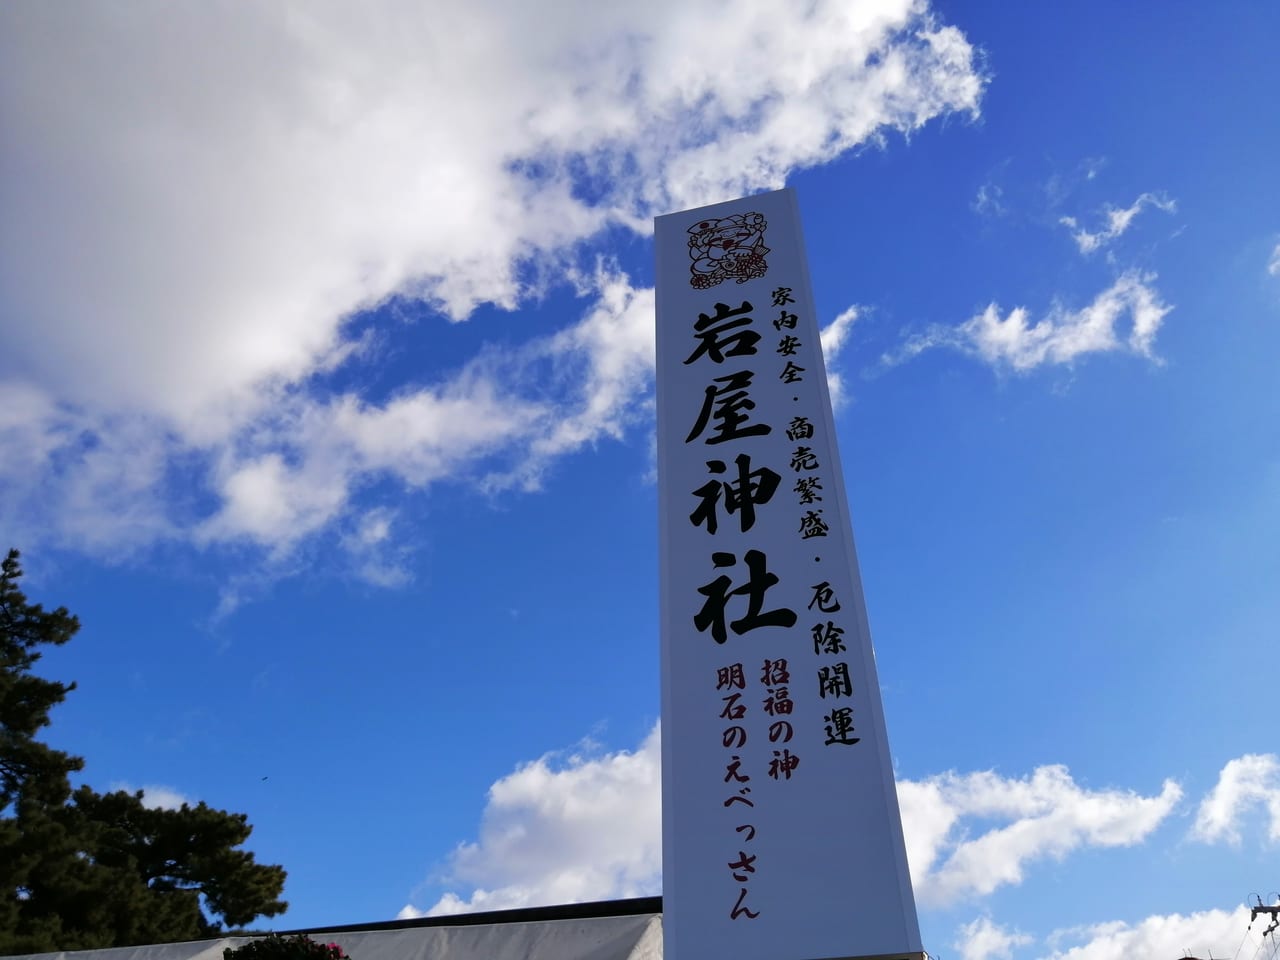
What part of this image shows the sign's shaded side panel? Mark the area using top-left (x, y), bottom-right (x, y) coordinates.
top-left (781, 190), bottom-right (922, 945)
top-left (656, 188), bottom-right (922, 960)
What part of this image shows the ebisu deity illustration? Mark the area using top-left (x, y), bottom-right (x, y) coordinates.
top-left (687, 212), bottom-right (769, 288)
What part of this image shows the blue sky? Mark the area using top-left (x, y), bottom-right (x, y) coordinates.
top-left (2, 2), bottom-right (1279, 958)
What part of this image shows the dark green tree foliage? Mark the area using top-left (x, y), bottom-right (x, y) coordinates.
top-left (225, 934), bottom-right (349, 960)
top-left (0, 549), bottom-right (82, 810)
top-left (0, 550), bottom-right (288, 953)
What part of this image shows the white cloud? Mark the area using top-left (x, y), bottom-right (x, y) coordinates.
top-left (488, 266), bottom-right (657, 491)
top-left (1191, 753), bottom-right (1280, 845)
top-left (400, 725), bottom-right (1182, 917)
top-left (109, 782), bottom-right (193, 810)
top-left (1268, 243), bottom-right (1280, 277)
top-left (0, 383), bottom-right (71, 480)
top-left (1040, 908), bottom-right (1251, 960)
top-left (198, 453), bottom-right (351, 551)
top-left (897, 765), bottom-right (1182, 905)
top-left (340, 507), bottom-right (414, 588)
top-left (820, 305), bottom-right (861, 407)
top-left (955, 916), bottom-right (1033, 960)
top-left (890, 272), bottom-right (1172, 372)
top-left (0, 394), bottom-right (182, 555)
top-left (400, 726), bottom-right (662, 918)
top-left (1059, 193), bottom-right (1176, 255)
top-left (196, 264), bottom-right (650, 549)
top-left (973, 183), bottom-right (1006, 217)
top-left (0, 0), bottom-right (986, 570)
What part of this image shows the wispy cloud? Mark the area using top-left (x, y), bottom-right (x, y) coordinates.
top-left (1059, 193), bottom-right (1176, 255)
top-left (954, 916), bottom-right (1033, 960)
top-left (887, 272), bottom-right (1172, 373)
top-left (973, 183), bottom-right (1007, 217)
top-left (899, 765), bottom-right (1182, 906)
top-left (341, 507), bottom-right (414, 588)
top-left (1191, 753), bottom-right (1280, 845)
top-left (1044, 157), bottom-right (1108, 209)
top-left (193, 264), bottom-right (653, 552)
top-left (972, 158), bottom-right (1013, 217)
top-left (1268, 242), bottom-right (1280, 277)
top-left (820, 305), bottom-right (861, 407)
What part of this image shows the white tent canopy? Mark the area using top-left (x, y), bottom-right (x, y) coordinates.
top-left (4, 900), bottom-right (663, 960)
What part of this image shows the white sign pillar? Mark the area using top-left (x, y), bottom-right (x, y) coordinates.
top-left (656, 188), bottom-right (922, 960)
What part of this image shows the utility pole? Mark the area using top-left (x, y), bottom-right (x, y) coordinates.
top-left (1251, 895), bottom-right (1280, 940)
top-left (1177, 894), bottom-right (1280, 960)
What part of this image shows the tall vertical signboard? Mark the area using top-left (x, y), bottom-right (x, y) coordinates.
top-left (657, 189), bottom-right (922, 960)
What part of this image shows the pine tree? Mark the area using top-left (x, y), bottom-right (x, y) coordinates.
top-left (0, 548), bottom-right (82, 811)
top-left (0, 549), bottom-right (289, 952)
